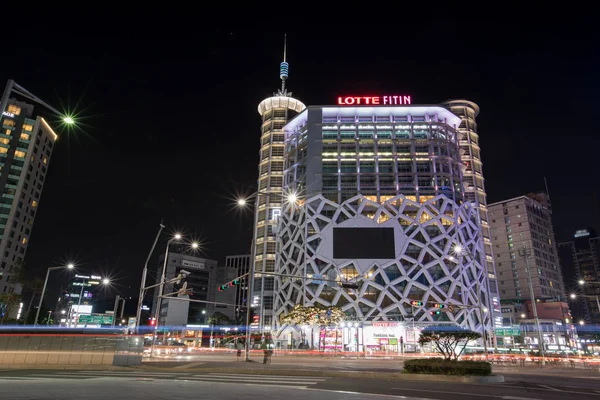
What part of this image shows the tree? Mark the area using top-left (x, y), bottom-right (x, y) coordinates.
top-left (0, 293), bottom-right (22, 325)
top-left (281, 304), bottom-right (345, 326)
top-left (418, 326), bottom-right (481, 360)
top-left (208, 311), bottom-right (232, 326)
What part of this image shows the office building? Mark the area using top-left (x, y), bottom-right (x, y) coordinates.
top-left (252, 40), bottom-right (305, 330)
top-left (151, 247), bottom-right (237, 327)
top-left (274, 101), bottom-right (495, 349)
top-left (56, 273), bottom-right (104, 326)
top-left (559, 228), bottom-right (600, 324)
top-left (225, 254), bottom-right (250, 319)
top-left (489, 193), bottom-right (565, 325)
top-left (0, 86), bottom-right (58, 302)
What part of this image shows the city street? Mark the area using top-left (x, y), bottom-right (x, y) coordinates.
top-left (1, 369), bottom-right (599, 399)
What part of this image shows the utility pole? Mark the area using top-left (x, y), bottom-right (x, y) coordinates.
top-left (519, 246), bottom-right (546, 366)
top-left (112, 295), bottom-right (120, 327)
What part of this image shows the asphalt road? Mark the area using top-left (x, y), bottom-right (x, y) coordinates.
top-left (1, 369), bottom-right (599, 399)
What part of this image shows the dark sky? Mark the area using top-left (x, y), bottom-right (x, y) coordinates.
top-left (1, 10), bottom-right (598, 309)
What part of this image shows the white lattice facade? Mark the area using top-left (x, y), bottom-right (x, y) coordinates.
top-left (274, 193), bottom-right (492, 333)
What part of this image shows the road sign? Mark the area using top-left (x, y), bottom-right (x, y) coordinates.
top-left (128, 317), bottom-right (136, 329)
top-left (78, 314), bottom-right (114, 325)
top-left (495, 328), bottom-right (521, 336)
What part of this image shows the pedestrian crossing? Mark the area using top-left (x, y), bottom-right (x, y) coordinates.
top-left (0, 371), bottom-right (328, 389)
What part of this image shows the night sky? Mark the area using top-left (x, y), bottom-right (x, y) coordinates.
top-left (1, 10), bottom-right (597, 309)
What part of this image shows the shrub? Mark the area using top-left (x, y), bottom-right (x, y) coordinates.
top-left (404, 358), bottom-right (491, 376)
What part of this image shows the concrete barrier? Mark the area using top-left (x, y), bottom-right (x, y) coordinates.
top-left (0, 328), bottom-right (143, 367)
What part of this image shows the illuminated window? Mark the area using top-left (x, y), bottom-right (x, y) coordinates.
top-left (43, 157), bottom-right (48, 165)
top-left (14, 151), bottom-right (25, 158)
top-left (7, 105), bottom-right (21, 115)
top-left (20, 133), bottom-right (30, 141)
top-left (22, 237), bottom-right (28, 245)
top-left (22, 124), bottom-right (33, 132)
top-left (0, 138), bottom-right (9, 145)
top-left (5, 129), bottom-right (10, 135)
top-left (0, 148), bottom-right (7, 154)
top-left (3, 119), bottom-right (14, 127)
top-left (31, 200), bottom-right (37, 208)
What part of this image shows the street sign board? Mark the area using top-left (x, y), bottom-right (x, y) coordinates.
top-left (78, 314), bottom-right (114, 325)
top-left (312, 274), bottom-right (323, 285)
top-left (495, 328), bottom-right (521, 336)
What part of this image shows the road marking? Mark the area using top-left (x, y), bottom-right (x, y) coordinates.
top-left (391, 387), bottom-right (542, 400)
top-left (502, 397), bottom-right (542, 400)
top-left (205, 373), bottom-right (328, 381)
top-left (173, 362), bottom-right (205, 368)
top-left (537, 384), bottom-right (561, 391)
top-left (185, 376), bottom-right (324, 385)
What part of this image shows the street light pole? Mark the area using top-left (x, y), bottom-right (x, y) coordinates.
top-left (151, 234), bottom-right (181, 355)
top-left (519, 246), bottom-right (546, 366)
top-left (135, 223), bottom-right (165, 332)
top-left (34, 264), bottom-right (74, 327)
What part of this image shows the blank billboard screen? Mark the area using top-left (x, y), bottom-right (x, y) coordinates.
top-left (333, 227), bottom-right (395, 259)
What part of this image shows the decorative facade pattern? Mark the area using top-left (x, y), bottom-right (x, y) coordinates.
top-left (274, 193), bottom-right (491, 334)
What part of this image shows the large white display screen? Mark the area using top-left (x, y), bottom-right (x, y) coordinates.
top-left (333, 227), bottom-right (395, 259)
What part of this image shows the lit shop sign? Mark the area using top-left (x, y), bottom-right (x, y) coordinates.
top-left (574, 229), bottom-right (590, 238)
top-left (336, 95), bottom-right (411, 105)
top-left (372, 322), bottom-right (399, 327)
top-left (2, 111), bottom-right (14, 117)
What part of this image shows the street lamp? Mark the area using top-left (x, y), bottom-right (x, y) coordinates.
top-left (0, 80), bottom-right (77, 131)
top-left (452, 245), bottom-right (490, 358)
top-left (153, 233), bottom-right (183, 329)
top-left (518, 246), bottom-right (546, 366)
top-left (135, 222), bottom-right (165, 333)
top-left (34, 263), bottom-right (75, 327)
top-left (236, 190), bottom-right (299, 361)
top-left (191, 242), bottom-right (199, 250)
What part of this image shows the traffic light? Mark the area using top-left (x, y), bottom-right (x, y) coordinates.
top-left (218, 284), bottom-right (228, 291)
top-left (229, 279), bottom-right (240, 287)
top-left (433, 303), bottom-right (445, 309)
top-left (430, 310), bottom-right (441, 315)
top-left (410, 300), bottom-right (423, 306)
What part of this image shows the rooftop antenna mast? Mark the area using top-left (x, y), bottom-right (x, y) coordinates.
top-left (279, 33), bottom-right (289, 93)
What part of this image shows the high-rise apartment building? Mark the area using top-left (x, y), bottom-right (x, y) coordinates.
top-left (559, 228), bottom-right (600, 324)
top-left (489, 193), bottom-right (565, 306)
top-left (0, 85), bottom-right (58, 302)
top-left (274, 101), bottom-right (495, 349)
top-left (225, 254), bottom-right (250, 319)
top-left (252, 41), bottom-right (305, 330)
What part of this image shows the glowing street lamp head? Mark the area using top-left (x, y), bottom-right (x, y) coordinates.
top-left (102, 278), bottom-right (110, 285)
top-left (237, 198), bottom-right (247, 207)
top-left (174, 233), bottom-right (182, 240)
top-left (453, 245), bottom-right (463, 255)
top-left (579, 320), bottom-right (585, 326)
top-left (287, 193), bottom-right (297, 204)
top-left (570, 293), bottom-right (577, 299)
top-left (191, 242), bottom-right (199, 249)
top-left (578, 279), bottom-right (585, 285)
top-left (67, 263), bottom-right (75, 269)
top-left (62, 116), bottom-right (75, 125)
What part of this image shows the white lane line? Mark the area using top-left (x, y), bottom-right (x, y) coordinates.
top-left (205, 373), bottom-right (328, 381)
top-left (207, 372), bottom-right (327, 380)
top-left (52, 371), bottom-right (177, 376)
top-left (502, 397), bottom-right (542, 400)
top-left (302, 387), bottom-right (436, 399)
top-left (537, 385), bottom-right (561, 391)
top-left (392, 387), bottom-right (542, 400)
top-left (184, 376), bottom-right (322, 385)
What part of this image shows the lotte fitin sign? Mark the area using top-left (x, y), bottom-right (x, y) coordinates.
top-left (337, 95), bottom-right (412, 105)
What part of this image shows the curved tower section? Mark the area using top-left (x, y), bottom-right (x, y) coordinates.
top-left (442, 100), bottom-right (501, 329)
top-left (251, 38), bottom-right (306, 332)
